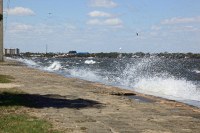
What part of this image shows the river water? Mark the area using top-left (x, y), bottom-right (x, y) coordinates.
top-left (12, 57), bottom-right (200, 107)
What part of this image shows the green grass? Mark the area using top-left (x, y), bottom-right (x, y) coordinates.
top-left (0, 75), bottom-right (14, 83)
top-left (0, 88), bottom-right (61, 133)
top-left (0, 114), bottom-right (60, 133)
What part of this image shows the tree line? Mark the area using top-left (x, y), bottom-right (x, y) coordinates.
top-left (20, 52), bottom-right (200, 59)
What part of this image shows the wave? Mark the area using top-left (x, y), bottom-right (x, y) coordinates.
top-left (84, 60), bottom-right (96, 64)
top-left (65, 68), bottom-right (102, 82)
top-left (44, 61), bottom-right (62, 71)
top-left (193, 69), bottom-right (200, 74)
top-left (117, 57), bottom-right (200, 106)
top-left (12, 58), bottom-right (38, 67)
top-left (134, 77), bottom-right (200, 101)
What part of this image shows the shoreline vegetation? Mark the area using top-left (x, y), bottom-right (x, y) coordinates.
top-left (10, 52), bottom-right (200, 59)
top-left (0, 60), bottom-right (200, 132)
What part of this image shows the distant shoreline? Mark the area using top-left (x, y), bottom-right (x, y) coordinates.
top-left (7, 52), bottom-right (200, 59)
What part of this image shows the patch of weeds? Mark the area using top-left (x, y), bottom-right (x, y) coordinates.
top-left (64, 128), bottom-right (74, 132)
top-left (0, 75), bottom-right (14, 83)
top-left (80, 127), bottom-right (87, 131)
top-left (0, 114), bottom-right (60, 133)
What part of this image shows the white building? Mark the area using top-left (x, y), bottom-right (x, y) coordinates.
top-left (4, 48), bottom-right (20, 56)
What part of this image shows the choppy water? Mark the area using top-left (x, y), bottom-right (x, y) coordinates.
top-left (11, 57), bottom-right (200, 107)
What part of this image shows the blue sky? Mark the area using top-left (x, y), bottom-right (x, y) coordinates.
top-left (3, 0), bottom-right (200, 53)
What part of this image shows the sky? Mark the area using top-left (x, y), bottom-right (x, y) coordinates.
top-left (3, 0), bottom-right (200, 53)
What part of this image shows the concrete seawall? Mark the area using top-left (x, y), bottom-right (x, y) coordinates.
top-left (0, 60), bottom-right (200, 133)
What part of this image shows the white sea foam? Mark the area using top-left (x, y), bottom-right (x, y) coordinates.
top-left (193, 69), bottom-right (200, 74)
top-left (67, 68), bottom-right (102, 82)
top-left (15, 58), bottom-right (38, 66)
top-left (45, 61), bottom-right (62, 71)
top-left (84, 60), bottom-right (96, 64)
top-left (118, 57), bottom-right (200, 104)
top-left (134, 77), bottom-right (200, 101)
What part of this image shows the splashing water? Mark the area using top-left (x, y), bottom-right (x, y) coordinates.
top-left (117, 57), bottom-right (200, 106)
top-left (45, 61), bottom-right (62, 71)
top-left (11, 58), bottom-right (38, 67)
top-left (134, 77), bottom-right (199, 101)
top-left (11, 57), bottom-right (200, 107)
top-left (66, 68), bottom-right (102, 82)
top-left (84, 60), bottom-right (96, 64)
top-left (193, 69), bottom-right (200, 74)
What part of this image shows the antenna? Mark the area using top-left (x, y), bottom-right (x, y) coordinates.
top-left (46, 44), bottom-right (48, 54)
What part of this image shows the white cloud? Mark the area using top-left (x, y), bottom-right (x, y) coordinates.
top-left (170, 26), bottom-right (199, 32)
top-left (6, 7), bottom-right (35, 16)
top-left (161, 16), bottom-right (200, 25)
top-left (88, 11), bottom-right (112, 17)
top-left (87, 19), bottom-right (102, 25)
top-left (104, 18), bottom-right (122, 26)
top-left (9, 23), bottom-right (33, 33)
top-left (87, 18), bottom-right (122, 26)
top-left (89, 0), bottom-right (118, 8)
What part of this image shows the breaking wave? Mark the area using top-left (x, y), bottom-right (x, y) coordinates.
top-left (134, 77), bottom-right (199, 101)
top-left (66, 68), bottom-right (103, 82)
top-left (117, 57), bottom-right (200, 106)
top-left (45, 61), bottom-right (62, 71)
top-left (84, 60), bottom-right (96, 64)
top-left (193, 69), bottom-right (200, 74)
top-left (11, 58), bottom-right (38, 67)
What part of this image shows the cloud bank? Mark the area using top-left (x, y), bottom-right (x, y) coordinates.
top-left (89, 0), bottom-right (117, 8)
top-left (88, 11), bottom-right (112, 17)
top-left (6, 7), bottom-right (35, 16)
top-left (87, 18), bottom-right (122, 26)
top-left (161, 16), bottom-right (200, 25)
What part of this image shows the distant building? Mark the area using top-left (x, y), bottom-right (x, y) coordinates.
top-left (66, 51), bottom-right (77, 57)
top-left (68, 51), bottom-right (77, 54)
top-left (4, 48), bottom-right (20, 56)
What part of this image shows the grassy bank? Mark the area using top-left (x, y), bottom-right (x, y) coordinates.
top-left (0, 114), bottom-right (60, 133)
top-left (0, 85), bottom-right (60, 132)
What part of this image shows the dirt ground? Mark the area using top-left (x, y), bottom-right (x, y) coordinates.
top-left (0, 60), bottom-right (200, 133)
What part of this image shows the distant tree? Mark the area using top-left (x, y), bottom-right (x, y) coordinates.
top-left (44, 52), bottom-right (57, 57)
top-left (23, 52), bottom-right (32, 57)
top-left (135, 52), bottom-right (145, 57)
